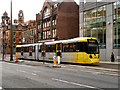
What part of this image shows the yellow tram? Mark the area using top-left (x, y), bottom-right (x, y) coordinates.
top-left (16, 37), bottom-right (99, 64)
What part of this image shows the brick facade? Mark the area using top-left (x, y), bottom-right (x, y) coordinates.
top-left (36, 0), bottom-right (79, 41)
top-left (1, 11), bottom-right (37, 54)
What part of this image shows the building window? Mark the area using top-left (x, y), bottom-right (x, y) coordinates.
top-left (43, 32), bottom-right (45, 39)
top-left (19, 32), bottom-right (21, 37)
top-left (19, 39), bottom-right (21, 43)
top-left (53, 28), bottom-right (56, 38)
top-left (20, 13), bottom-right (23, 17)
top-left (84, 5), bottom-right (106, 48)
top-left (38, 33), bottom-right (41, 40)
top-left (47, 21), bottom-right (50, 27)
top-left (113, 1), bottom-right (120, 48)
top-left (45, 22), bottom-right (47, 28)
top-left (43, 7), bottom-right (50, 19)
top-left (19, 18), bottom-right (22, 23)
top-left (47, 30), bottom-right (51, 39)
top-left (19, 26), bottom-right (21, 30)
top-left (83, 0), bottom-right (86, 7)
top-left (32, 30), bottom-right (33, 35)
top-left (24, 32), bottom-right (25, 37)
top-left (38, 24), bottom-right (41, 29)
top-left (13, 38), bottom-right (16, 43)
top-left (43, 22), bottom-right (45, 28)
top-left (52, 19), bottom-right (56, 25)
top-left (13, 46), bottom-right (16, 51)
top-left (13, 32), bottom-right (16, 36)
top-left (45, 31), bottom-right (46, 39)
top-left (42, 31), bottom-right (47, 39)
top-left (27, 31), bottom-right (29, 36)
top-left (54, 4), bottom-right (58, 8)
top-left (34, 30), bottom-right (36, 35)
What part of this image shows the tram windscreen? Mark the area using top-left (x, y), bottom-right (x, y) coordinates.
top-left (88, 39), bottom-right (99, 54)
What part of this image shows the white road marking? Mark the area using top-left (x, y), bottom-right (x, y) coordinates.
top-left (65, 68), bottom-right (78, 71)
top-left (17, 70), bottom-right (26, 73)
top-left (0, 87), bottom-right (2, 90)
top-left (17, 69), bottom-right (37, 76)
top-left (100, 73), bottom-right (119, 77)
top-left (93, 71), bottom-right (101, 74)
top-left (31, 73), bottom-right (37, 75)
top-left (52, 78), bottom-right (97, 89)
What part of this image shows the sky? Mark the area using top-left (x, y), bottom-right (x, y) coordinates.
top-left (0, 0), bottom-right (79, 23)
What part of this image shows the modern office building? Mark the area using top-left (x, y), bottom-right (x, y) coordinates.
top-left (79, 0), bottom-right (120, 61)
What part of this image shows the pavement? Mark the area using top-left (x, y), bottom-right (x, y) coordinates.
top-left (99, 61), bottom-right (119, 65)
top-left (1, 56), bottom-right (119, 73)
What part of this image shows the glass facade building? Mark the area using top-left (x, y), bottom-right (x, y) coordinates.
top-left (79, 1), bottom-right (120, 61)
top-left (84, 5), bottom-right (106, 48)
top-left (113, 1), bottom-right (120, 48)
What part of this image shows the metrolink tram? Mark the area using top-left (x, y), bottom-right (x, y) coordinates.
top-left (16, 37), bottom-right (99, 64)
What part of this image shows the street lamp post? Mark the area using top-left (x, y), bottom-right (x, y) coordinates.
top-left (2, 23), bottom-right (5, 61)
top-left (10, 0), bottom-right (13, 61)
top-left (43, 42), bottom-right (45, 64)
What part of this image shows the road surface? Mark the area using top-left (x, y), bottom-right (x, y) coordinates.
top-left (1, 61), bottom-right (119, 89)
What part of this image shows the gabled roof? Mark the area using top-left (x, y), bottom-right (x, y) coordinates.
top-left (46, 0), bottom-right (62, 7)
top-left (3, 11), bottom-right (8, 16)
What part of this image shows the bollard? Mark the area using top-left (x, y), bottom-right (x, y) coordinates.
top-left (16, 52), bottom-right (18, 62)
top-left (53, 56), bottom-right (57, 66)
top-left (3, 55), bottom-right (5, 61)
top-left (57, 56), bottom-right (60, 65)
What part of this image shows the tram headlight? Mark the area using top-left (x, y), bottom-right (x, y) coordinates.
top-left (89, 55), bottom-right (92, 58)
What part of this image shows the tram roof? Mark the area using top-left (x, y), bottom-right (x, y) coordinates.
top-left (16, 37), bottom-right (97, 47)
top-left (16, 43), bottom-right (42, 47)
top-left (45, 37), bottom-right (97, 45)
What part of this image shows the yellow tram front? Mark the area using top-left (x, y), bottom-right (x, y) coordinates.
top-left (77, 38), bottom-right (99, 64)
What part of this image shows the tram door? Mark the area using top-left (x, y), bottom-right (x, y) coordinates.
top-left (35, 45), bottom-right (39, 60)
top-left (56, 43), bottom-right (62, 57)
top-left (41, 44), bottom-right (46, 57)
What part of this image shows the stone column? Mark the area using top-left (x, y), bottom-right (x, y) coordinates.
top-left (79, 0), bottom-right (84, 37)
top-left (106, 3), bottom-right (113, 61)
top-left (79, 12), bottom-right (84, 37)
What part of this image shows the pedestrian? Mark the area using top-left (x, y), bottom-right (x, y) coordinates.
top-left (111, 52), bottom-right (115, 62)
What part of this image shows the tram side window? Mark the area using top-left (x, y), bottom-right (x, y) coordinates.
top-left (24, 47), bottom-right (29, 52)
top-left (39, 46), bottom-right (41, 52)
top-left (52, 45), bottom-right (56, 52)
top-left (46, 45), bottom-right (56, 52)
top-left (63, 43), bottom-right (76, 52)
top-left (16, 47), bottom-right (21, 52)
top-left (33, 46), bottom-right (35, 52)
top-left (46, 45), bottom-right (51, 52)
top-left (75, 42), bottom-right (88, 52)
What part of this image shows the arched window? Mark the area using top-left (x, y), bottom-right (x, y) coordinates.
top-left (43, 7), bottom-right (50, 19)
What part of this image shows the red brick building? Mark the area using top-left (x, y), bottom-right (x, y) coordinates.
top-left (23, 20), bottom-right (37, 44)
top-left (36, 0), bottom-right (79, 41)
top-left (1, 10), bottom-right (37, 53)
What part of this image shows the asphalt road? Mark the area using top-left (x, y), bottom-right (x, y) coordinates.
top-left (1, 61), bottom-right (119, 89)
